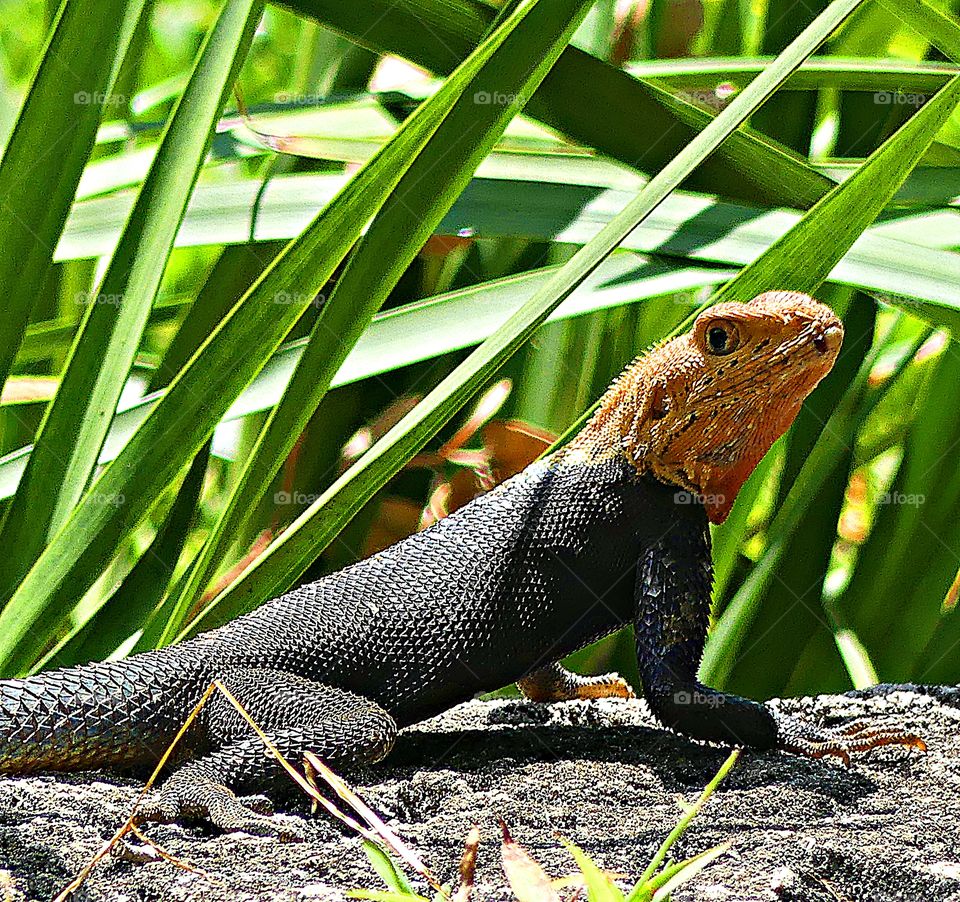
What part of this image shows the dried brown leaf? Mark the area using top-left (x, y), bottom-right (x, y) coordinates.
top-left (500, 819), bottom-right (561, 902)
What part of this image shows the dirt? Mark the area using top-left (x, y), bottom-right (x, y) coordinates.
top-left (0, 685), bottom-right (958, 902)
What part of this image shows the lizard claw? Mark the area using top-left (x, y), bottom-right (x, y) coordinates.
top-left (775, 714), bottom-right (926, 766)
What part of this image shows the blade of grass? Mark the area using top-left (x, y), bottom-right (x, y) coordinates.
top-left (157, 0), bottom-right (595, 642)
top-left (560, 839), bottom-right (624, 902)
top-left (360, 841), bottom-right (419, 897)
top-left (628, 56), bottom-right (958, 92)
top-left (46, 444), bottom-right (211, 667)
top-left (645, 843), bottom-right (732, 901)
top-left (55, 174), bottom-right (960, 330)
top-left (638, 750), bottom-right (740, 884)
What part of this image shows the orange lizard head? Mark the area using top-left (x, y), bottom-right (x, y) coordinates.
top-left (575, 291), bottom-right (843, 524)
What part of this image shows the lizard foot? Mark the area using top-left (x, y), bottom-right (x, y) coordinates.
top-left (569, 671), bottom-right (637, 701)
top-left (519, 662), bottom-right (636, 702)
top-left (776, 714), bottom-right (926, 766)
top-left (136, 775), bottom-right (304, 840)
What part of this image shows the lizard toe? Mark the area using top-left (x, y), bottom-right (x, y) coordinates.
top-left (775, 713), bottom-right (926, 764)
top-left (237, 792), bottom-right (275, 816)
top-left (205, 790), bottom-right (305, 841)
top-left (134, 790), bottom-right (181, 824)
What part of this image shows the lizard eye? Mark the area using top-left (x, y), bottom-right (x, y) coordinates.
top-left (702, 319), bottom-right (740, 356)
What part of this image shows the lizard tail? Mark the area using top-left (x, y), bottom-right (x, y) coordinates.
top-left (0, 651), bottom-right (194, 773)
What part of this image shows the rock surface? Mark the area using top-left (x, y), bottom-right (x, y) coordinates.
top-left (0, 685), bottom-right (958, 902)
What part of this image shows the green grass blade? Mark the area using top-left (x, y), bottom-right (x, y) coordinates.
top-left (0, 0), bottom-right (263, 599)
top-left (638, 750), bottom-right (740, 884)
top-left (629, 56), bottom-right (958, 92)
top-left (186, 0), bottom-right (867, 632)
top-left (841, 345), bottom-right (960, 680)
top-left (360, 841), bottom-right (418, 896)
top-left (43, 444), bottom-right (211, 668)
top-left (56, 174), bottom-right (960, 328)
top-left (560, 839), bottom-right (625, 902)
top-left (158, 0), bottom-right (595, 642)
top-left (635, 843), bottom-right (732, 901)
top-left (0, 0), bottom-right (146, 395)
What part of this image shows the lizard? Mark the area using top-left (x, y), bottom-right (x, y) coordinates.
top-left (0, 290), bottom-right (924, 837)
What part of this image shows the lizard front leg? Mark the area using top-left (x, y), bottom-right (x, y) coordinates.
top-left (518, 661), bottom-right (635, 702)
top-left (634, 514), bottom-right (924, 761)
top-left (138, 668), bottom-right (396, 837)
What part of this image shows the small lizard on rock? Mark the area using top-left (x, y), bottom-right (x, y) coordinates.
top-left (0, 291), bottom-right (923, 836)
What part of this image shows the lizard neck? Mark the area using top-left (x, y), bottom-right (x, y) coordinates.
top-left (561, 359), bottom-right (686, 488)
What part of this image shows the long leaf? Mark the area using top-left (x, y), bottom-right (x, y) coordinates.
top-left (54, 173), bottom-right (960, 330)
top-left (0, 0), bottom-right (590, 675)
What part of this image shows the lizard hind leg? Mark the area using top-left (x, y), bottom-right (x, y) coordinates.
top-left (518, 661), bottom-right (636, 702)
top-left (137, 669), bottom-right (397, 838)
